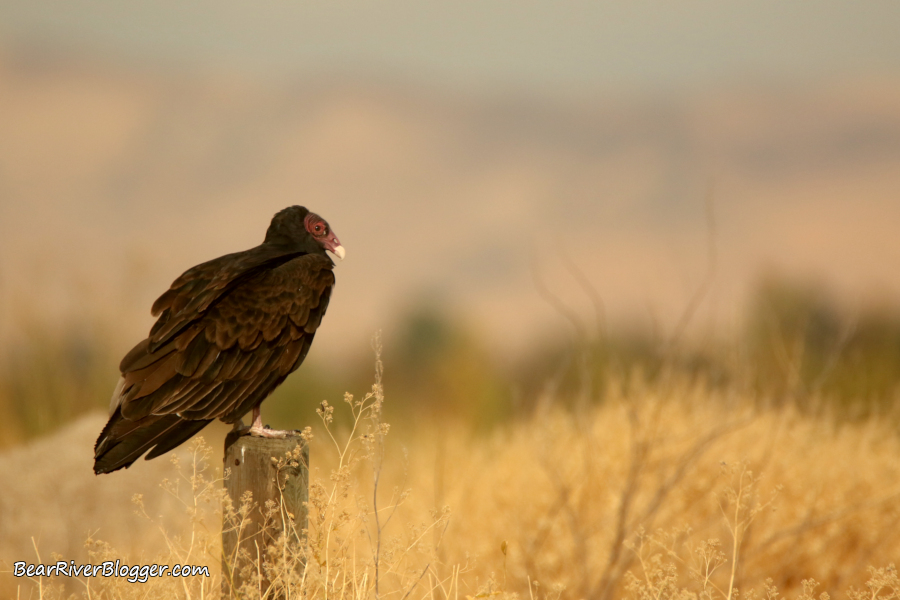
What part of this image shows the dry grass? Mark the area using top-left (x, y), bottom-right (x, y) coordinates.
top-left (3, 363), bottom-right (900, 599)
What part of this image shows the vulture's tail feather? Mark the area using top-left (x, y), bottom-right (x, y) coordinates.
top-left (93, 409), bottom-right (212, 474)
top-left (144, 419), bottom-right (213, 460)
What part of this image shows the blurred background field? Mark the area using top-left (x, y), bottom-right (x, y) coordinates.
top-left (1, 1), bottom-right (900, 598)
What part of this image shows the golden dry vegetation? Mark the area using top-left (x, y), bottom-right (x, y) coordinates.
top-left (4, 348), bottom-right (900, 600)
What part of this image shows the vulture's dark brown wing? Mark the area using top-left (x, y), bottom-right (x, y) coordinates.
top-left (93, 252), bottom-right (334, 474)
top-left (144, 245), bottom-right (304, 353)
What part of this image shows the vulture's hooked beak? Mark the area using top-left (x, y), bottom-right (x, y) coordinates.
top-left (324, 234), bottom-right (345, 260)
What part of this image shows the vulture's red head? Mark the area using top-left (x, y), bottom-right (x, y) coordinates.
top-left (264, 205), bottom-right (345, 260)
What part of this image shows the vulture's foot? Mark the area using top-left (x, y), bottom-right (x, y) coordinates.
top-left (242, 405), bottom-right (291, 438)
top-left (247, 425), bottom-right (291, 438)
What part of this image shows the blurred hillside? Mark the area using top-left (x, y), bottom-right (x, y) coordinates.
top-left (2, 47), bottom-right (900, 361)
top-left (1, 47), bottom-right (900, 443)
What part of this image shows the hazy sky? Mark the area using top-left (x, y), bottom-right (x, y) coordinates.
top-left (2, 1), bottom-right (900, 92)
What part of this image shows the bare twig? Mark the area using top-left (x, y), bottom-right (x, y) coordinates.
top-left (660, 183), bottom-right (718, 361)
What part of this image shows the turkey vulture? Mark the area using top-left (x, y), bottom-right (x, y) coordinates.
top-left (93, 206), bottom-right (344, 474)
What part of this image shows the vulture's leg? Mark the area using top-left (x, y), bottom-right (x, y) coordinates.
top-left (247, 405), bottom-right (292, 438)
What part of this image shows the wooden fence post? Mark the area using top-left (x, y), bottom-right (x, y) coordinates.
top-left (221, 432), bottom-right (309, 598)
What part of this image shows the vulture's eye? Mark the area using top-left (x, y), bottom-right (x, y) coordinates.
top-left (314, 223), bottom-right (325, 234)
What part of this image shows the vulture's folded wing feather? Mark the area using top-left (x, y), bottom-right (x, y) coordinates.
top-left (145, 246), bottom-right (304, 353)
